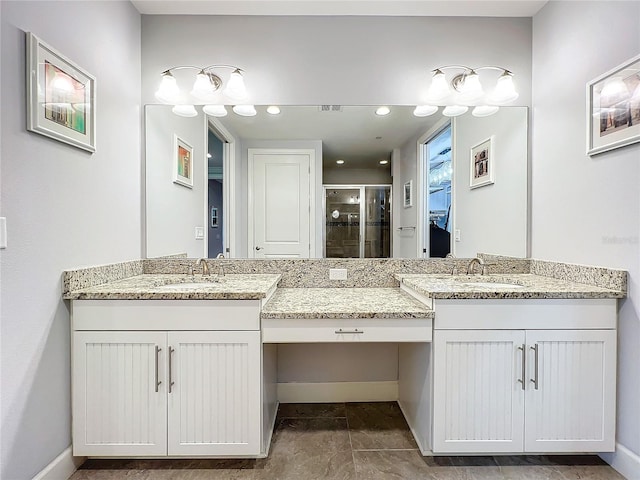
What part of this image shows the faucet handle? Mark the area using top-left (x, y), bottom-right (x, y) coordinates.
top-left (180, 263), bottom-right (195, 276)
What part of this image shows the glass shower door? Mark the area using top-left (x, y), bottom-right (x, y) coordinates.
top-left (325, 188), bottom-right (361, 258)
top-left (364, 186), bottom-right (391, 258)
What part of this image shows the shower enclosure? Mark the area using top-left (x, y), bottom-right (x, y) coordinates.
top-left (324, 185), bottom-right (391, 258)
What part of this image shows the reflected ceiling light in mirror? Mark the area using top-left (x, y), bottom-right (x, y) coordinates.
top-left (172, 104), bottom-right (198, 117)
top-left (155, 65), bottom-right (248, 104)
top-left (267, 105), bottom-right (281, 115)
top-left (376, 106), bottom-right (391, 116)
top-left (379, 160), bottom-right (389, 165)
top-left (203, 104), bottom-right (228, 117)
top-left (336, 159), bottom-right (345, 165)
top-left (413, 105), bottom-right (438, 117)
top-left (472, 105), bottom-right (500, 117)
top-left (442, 105), bottom-right (468, 117)
top-left (232, 105), bottom-right (257, 117)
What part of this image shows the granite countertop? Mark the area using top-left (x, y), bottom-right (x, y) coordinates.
top-left (64, 274), bottom-right (281, 300)
top-left (260, 288), bottom-right (434, 319)
top-left (396, 274), bottom-right (626, 300)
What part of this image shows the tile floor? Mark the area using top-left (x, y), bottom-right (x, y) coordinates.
top-left (71, 402), bottom-right (626, 480)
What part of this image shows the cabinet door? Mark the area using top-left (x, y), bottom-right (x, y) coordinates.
top-left (167, 331), bottom-right (261, 456)
top-left (73, 331), bottom-right (167, 456)
top-left (524, 329), bottom-right (616, 452)
top-left (433, 329), bottom-right (526, 453)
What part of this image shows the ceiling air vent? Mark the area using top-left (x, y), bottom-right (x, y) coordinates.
top-left (319, 105), bottom-right (343, 112)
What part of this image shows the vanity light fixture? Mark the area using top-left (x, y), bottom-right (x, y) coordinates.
top-left (266, 105), bottom-right (281, 115)
top-left (156, 65), bottom-right (249, 104)
top-left (418, 65), bottom-right (519, 118)
top-left (232, 105), bottom-right (257, 117)
top-left (375, 106), bottom-right (391, 116)
top-left (202, 104), bottom-right (228, 117)
top-left (171, 104), bottom-right (198, 117)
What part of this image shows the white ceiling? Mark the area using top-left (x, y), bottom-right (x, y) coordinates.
top-left (131, 0), bottom-right (548, 17)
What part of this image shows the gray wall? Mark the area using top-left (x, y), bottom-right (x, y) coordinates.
top-left (145, 105), bottom-right (207, 258)
top-left (0, 1), bottom-right (141, 479)
top-left (453, 107), bottom-right (528, 257)
top-left (323, 166), bottom-right (392, 185)
top-left (532, 0), bottom-right (640, 472)
top-left (141, 15), bottom-right (533, 106)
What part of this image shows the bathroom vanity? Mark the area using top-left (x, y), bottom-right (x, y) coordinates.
top-left (64, 259), bottom-right (625, 460)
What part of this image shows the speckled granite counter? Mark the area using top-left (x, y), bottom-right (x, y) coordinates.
top-left (396, 274), bottom-right (626, 300)
top-left (261, 288), bottom-right (434, 319)
top-left (63, 274), bottom-right (281, 300)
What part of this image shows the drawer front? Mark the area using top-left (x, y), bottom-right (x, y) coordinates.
top-left (262, 318), bottom-right (432, 343)
top-left (72, 300), bottom-right (261, 331)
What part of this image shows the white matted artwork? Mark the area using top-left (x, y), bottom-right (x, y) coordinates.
top-left (587, 53), bottom-right (640, 156)
top-left (26, 32), bottom-right (96, 152)
top-left (470, 136), bottom-right (494, 189)
top-left (173, 135), bottom-right (193, 188)
top-left (404, 180), bottom-right (413, 208)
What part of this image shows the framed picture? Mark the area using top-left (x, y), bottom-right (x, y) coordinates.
top-left (26, 32), bottom-right (96, 152)
top-left (173, 135), bottom-right (193, 188)
top-left (470, 136), bottom-right (494, 189)
top-left (587, 54), bottom-right (640, 156)
top-left (403, 180), bottom-right (413, 208)
top-left (211, 207), bottom-right (218, 228)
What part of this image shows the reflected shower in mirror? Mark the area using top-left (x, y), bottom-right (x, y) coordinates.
top-left (144, 105), bottom-right (528, 259)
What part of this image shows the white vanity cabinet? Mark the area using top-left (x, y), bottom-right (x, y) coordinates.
top-left (431, 299), bottom-right (617, 455)
top-left (71, 300), bottom-right (268, 458)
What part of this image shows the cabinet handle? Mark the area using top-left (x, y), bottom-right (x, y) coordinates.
top-left (334, 328), bottom-right (364, 334)
top-left (168, 346), bottom-right (175, 393)
top-left (154, 346), bottom-right (162, 393)
top-left (530, 343), bottom-right (539, 390)
top-left (517, 344), bottom-right (526, 390)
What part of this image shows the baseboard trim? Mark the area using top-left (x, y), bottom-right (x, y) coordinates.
top-left (277, 381), bottom-right (398, 403)
top-left (32, 446), bottom-right (85, 480)
top-left (601, 442), bottom-right (640, 480)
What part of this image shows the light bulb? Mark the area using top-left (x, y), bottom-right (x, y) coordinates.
top-left (155, 71), bottom-right (180, 103)
top-left (472, 105), bottom-right (500, 117)
top-left (442, 105), bottom-right (468, 117)
top-left (191, 70), bottom-right (215, 100)
top-left (172, 104), bottom-right (198, 117)
top-left (458, 70), bottom-right (485, 103)
top-left (203, 104), bottom-right (228, 117)
top-left (413, 105), bottom-right (438, 117)
top-left (490, 71), bottom-right (519, 104)
top-left (232, 104), bottom-right (257, 117)
top-left (426, 69), bottom-right (451, 103)
top-left (376, 106), bottom-right (391, 116)
top-left (223, 69), bottom-right (248, 101)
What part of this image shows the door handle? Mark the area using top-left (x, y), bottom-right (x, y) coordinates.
top-left (168, 346), bottom-right (175, 393)
top-left (154, 346), bottom-right (162, 393)
top-left (530, 344), bottom-right (539, 390)
top-left (517, 344), bottom-right (525, 390)
top-left (255, 246), bottom-right (262, 251)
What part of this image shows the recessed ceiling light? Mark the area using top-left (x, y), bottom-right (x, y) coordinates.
top-left (375, 106), bottom-right (391, 116)
top-left (336, 159), bottom-right (345, 165)
top-left (379, 160), bottom-right (389, 165)
top-left (267, 105), bottom-right (281, 115)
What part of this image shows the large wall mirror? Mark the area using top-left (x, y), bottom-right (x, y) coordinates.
top-left (144, 105), bottom-right (528, 259)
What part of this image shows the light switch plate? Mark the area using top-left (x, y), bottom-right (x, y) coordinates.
top-left (454, 229), bottom-right (461, 242)
top-left (195, 226), bottom-right (204, 239)
top-left (329, 268), bottom-right (348, 280)
top-left (0, 217), bottom-right (6, 249)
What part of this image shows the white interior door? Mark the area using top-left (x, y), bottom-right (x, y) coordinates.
top-left (249, 149), bottom-right (314, 258)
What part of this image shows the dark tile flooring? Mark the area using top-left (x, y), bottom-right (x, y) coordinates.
top-left (71, 402), bottom-right (626, 480)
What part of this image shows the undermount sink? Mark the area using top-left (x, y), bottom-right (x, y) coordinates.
top-left (156, 281), bottom-right (221, 291)
top-left (461, 281), bottom-right (525, 289)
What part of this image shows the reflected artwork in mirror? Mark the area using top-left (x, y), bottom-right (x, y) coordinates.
top-left (145, 105), bottom-right (528, 260)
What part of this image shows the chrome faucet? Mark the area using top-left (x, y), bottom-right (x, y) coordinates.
top-left (466, 257), bottom-right (487, 275)
top-left (194, 258), bottom-right (210, 276)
